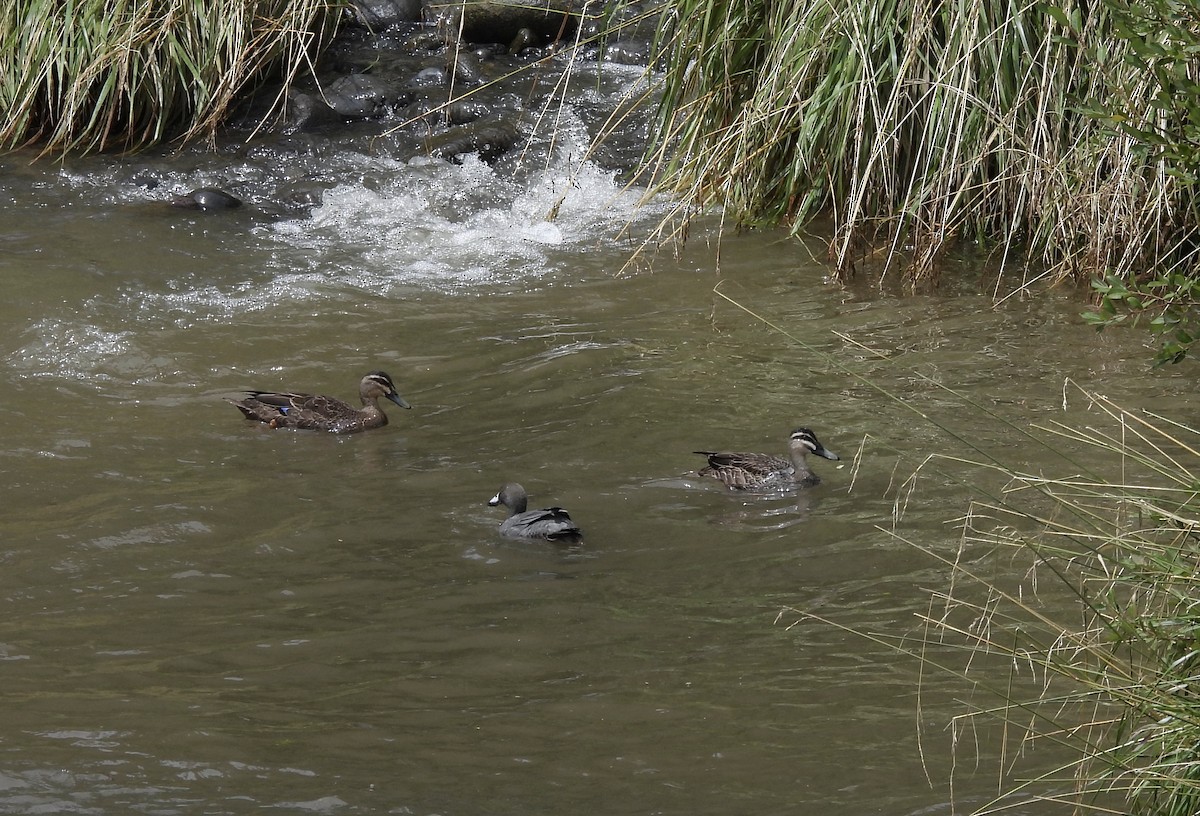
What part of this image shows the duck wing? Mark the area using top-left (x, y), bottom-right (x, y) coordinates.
top-left (233, 391), bottom-right (360, 432)
top-left (694, 451), bottom-right (790, 490)
top-left (227, 396), bottom-right (286, 425)
top-left (241, 389), bottom-right (310, 410)
top-left (501, 507), bottom-right (583, 541)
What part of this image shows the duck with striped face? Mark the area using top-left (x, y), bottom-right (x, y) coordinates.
top-left (695, 427), bottom-right (839, 490)
top-left (227, 370), bottom-right (411, 433)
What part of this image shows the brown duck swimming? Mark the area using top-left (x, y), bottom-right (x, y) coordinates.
top-left (227, 370), bottom-right (411, 433)
top-left (488, 483), bottom-right (583, 542)
top-left (695, 427), bottom-right (839, 490)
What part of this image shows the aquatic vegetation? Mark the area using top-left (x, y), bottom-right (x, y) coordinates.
top-left (0, 0), bottom-right (339, 153)
top-left (645, 0), bottom-right (1200, 301)
top-left (1077, 0), bottom-right (1200, 365)
top-left (793, 387), bottom-right (1200, 814)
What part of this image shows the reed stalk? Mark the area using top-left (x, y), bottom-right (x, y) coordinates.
top-left (792, 387), bottom-right (1200, 814)
top-left (0, 0), bottom-right (339, 153)
top-left (647, 0), bottom-right (1200, 292)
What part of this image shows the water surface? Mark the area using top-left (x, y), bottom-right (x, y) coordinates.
top-left (0, 126), bottom-right (1192, 815)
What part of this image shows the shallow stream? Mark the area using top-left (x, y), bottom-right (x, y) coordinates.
top-left (1, 52), bottom-right (1195, 816)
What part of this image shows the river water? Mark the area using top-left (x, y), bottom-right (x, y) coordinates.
top-left (1, 56), bottom-right (1194, 816)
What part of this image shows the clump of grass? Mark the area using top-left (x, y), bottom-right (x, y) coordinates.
top-left (645, 0), bottom-right (1199, 290)
top-left (0, 0), bottom-right (339, 154)
top-left (846, 390), bottom-right (1200, 813)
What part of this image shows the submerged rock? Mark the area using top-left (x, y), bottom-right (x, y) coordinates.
top-left (424, 117), bottom-right (521, 162)
top-left (170, 188), bottom-right (243, 211)
top-left (323, 73), bottom-right (408, 118)
top-left (445, 100), bottom-right (492, 125)
top-left (282, 89), bottom-right (342, 132)
top-left (507, 27), bottom-right (538, 54)
top-left (410, 66), bottom-right (450, 88)
top-left (593, 38), bottom-right (653, 65)
top-left (449, 51), bottom-right (487, 85)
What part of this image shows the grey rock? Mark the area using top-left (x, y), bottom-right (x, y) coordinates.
top-left (348, 0), bottom-right (422, 28)
top-left (411, 66), bottom-right (450, 88)
top-left (425, 117), bottom-right (521, 162)
top-left (283, 89), bottom-right (342, 131)
top-left (171, 188), bottom-right (242, 211)
top-left (323, 74), bottom-right (400, 118)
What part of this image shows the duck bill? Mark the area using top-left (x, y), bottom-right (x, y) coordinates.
top-left (387, 392), bottom-right (412, 409)
top-left (816, 447), bottom-right (840, 461)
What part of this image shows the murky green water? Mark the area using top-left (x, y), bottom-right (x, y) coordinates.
top-left (0, 142), bottom-right (1193, 815)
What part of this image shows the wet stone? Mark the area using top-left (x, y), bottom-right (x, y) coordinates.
top-left (411, 66), bottom-right (450, 88)
top-left (323, 74), bottom-right (401, 119)
top-left (283, 90), bottom-right (342, 132)
top-left (170, 188), bottom-right (242, 211)
top-left (595, 39), bottom-right (653, 65)
top-left (346, 0), bottom-right (422, 28)
top-left (508, 27), bottom-right (538, 54)
top-left (449, 51), bottom-right (487, 86)
top-left (425, 117), bottom-right (521, 162)
top-left (446, 100), bottom-right (492, 125)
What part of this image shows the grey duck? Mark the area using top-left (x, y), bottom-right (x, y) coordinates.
top-left (695, 427), bottom-right (839, 490)
top-left (488, 483), bottom-right (583, 542)
top-left (227, 370), bottom-right (411, 433)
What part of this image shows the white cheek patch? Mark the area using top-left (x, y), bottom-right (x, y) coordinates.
top-left (790, 434), bottom-right (817, 451)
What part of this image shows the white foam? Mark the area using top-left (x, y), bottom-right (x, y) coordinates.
top-left (127, 137), bottom-right (661, 327)
top-left (9, 320), bottom-right (142, 383)
top-left (267, 113), bottom-right (664, 294)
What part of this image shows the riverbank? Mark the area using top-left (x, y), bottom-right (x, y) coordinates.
top-left (644, 0), bottom-right (1200, 362)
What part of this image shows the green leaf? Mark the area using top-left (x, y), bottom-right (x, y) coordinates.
top-left (1041, 3), bottom-right (1070, 29)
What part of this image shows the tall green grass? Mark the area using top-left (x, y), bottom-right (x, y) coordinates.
top-left (798, 388), bottom-right (1200, 814)
top-left (647, 0), bottom-right (1200, 289)
top-left (935, 397), bottom-right (1200, 813)
top-left (0, 0), bottom-right (339, 153)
